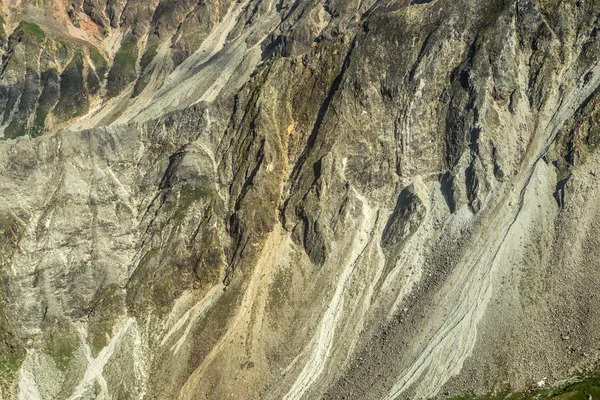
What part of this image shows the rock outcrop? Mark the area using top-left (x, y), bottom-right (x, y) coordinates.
top-left (1, 0), bottom-right (600, 399)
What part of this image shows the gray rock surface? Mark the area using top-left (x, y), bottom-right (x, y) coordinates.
top-left (0, 0), bottom-right (600, 399)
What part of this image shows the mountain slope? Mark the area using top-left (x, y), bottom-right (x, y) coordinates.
top-left (1, 0), bottom-right (600, 399)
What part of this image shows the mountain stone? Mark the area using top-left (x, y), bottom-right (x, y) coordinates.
top-left (0, 0), bottom-right (600, 399)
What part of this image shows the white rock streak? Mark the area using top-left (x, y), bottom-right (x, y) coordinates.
top-left (17, 356), bottom-right (42, 400)
top-left (382, 55), bottom-right (600, 400)
top-left (284, 189), bottom-right (379, 400)
top-left (68, 319), bottom-right (136, 400)
top-left (160, 285), bottom-right (223, 354)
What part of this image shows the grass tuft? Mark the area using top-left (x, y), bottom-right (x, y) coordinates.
top-left (16, 21), bottom-right (46, 43)
top-left (89, 46), bottom-right (107, 72)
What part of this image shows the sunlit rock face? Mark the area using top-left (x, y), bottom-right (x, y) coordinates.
top-left (1, 0), bottom-right (600, 399)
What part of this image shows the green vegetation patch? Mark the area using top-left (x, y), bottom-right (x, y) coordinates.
top-left (133, 248), bottom-right (159, 281)
top-left (41, 317), bottom-right (80, 372)
top-left (132, 74), bottom-right (151, 97)
top-left (587, 126), bottom-right (600, 148)
top-left (0, 16), bottom-right (6, 38)
top-left (0, 345), bottom-right (25, 391)
top-left (0, 211), bottom-right (27, 263)
top-left (0, 275), bottom-right (26, 389)
top-left (140, 44), bottom-right (159, 71)
top-left (113, 36), bottom-right (138, 71)
top-left (126, 246), bottom-right (186, 314)
top-left (0, 211), bottom-right (28, 388)
top-left (87, 284), bottom-right (124, 356)
top-left (0, 313), bottom-right (25, 392)
top-left (30, 109), bottom-right (47, 138)
top-left (31, 68), bottom-right (61, 138)
top-left (87, 67), bottom-right (101, 95)
top-left (172, 186), bottom-right (215, 223)
top-left (57, 39), bottom-right (71, 51)
top-left (54, 51), bottom-right (89, 122)
top-left (478, 0), bottom-right (512, 33)
top-left (106, 36), bottom-right (139, 98)
top-left (89, 46), bottom-right (107, 73)
top-left (445, 366), bottom-right (600, 400)
top-left (3, 122), bottom-right (27, 140)
top-left (15, 21), bottom-right (46, 43)
top-left (126, 248), bottom-right (160, 314)
top-left (133, 43), bottom-right (159, 97)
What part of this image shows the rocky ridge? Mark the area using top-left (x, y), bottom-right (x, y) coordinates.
top-left (1, 0), bottom-right (600, 399)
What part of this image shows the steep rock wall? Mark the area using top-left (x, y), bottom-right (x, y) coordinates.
top-left (1, 0), bottom-right (600, 399)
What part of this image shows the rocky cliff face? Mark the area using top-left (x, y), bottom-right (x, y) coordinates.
top-left (1, 0), bottom-right (600, 399)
